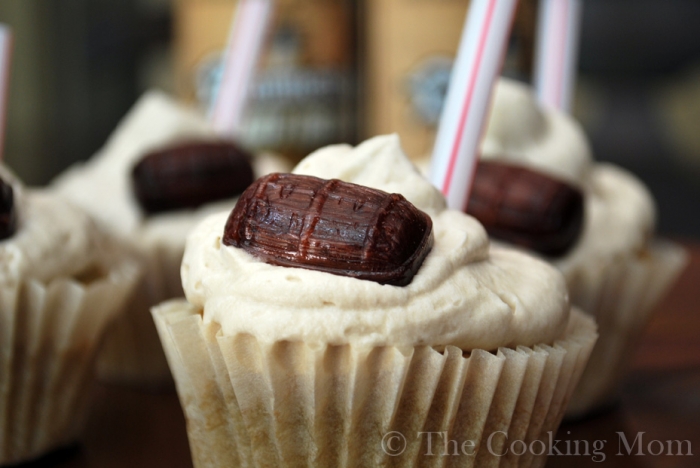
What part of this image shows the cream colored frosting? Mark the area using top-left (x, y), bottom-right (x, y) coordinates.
top-left (52, 91), bottom-right (216, 236)
top-left (554, 164), bottom-right (655, 278)
top-left (481, 79), bottom-right (593, 185)
top-left (480, 79), bottom-right (656, 280)
top-left (0, 165), bottom-right (102, 285)
top-left (52, 90), bottom-right (291, 247)
top-left (294, 135), bottom-right (447, 217)
top-left (182, 135), bottom-right (570, 350)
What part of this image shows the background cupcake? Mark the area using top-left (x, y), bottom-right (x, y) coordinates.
top-left (51, 91), bottom-right (291, 386)
top-left (0, 164), bottom-right (138, 464)
top-left (153, 135), bottom-right (597, 467)
top-left (473, 78), bottom-right (687, 417)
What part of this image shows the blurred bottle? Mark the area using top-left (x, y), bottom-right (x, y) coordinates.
top-left (174, 0), bottom-right (356, 161)
top-left (174, 0), bottom-right (535, 163)
top-left (360, 0), bottom-right (535, 160)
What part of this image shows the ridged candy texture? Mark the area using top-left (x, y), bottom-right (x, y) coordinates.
top-left (224, 173), bottom-right (434, 286)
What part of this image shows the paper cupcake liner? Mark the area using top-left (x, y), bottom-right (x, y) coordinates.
top-left (0, 259), bottom-right (139, 465)
top-left (565, 240), bottom-right (687, 419)
top-left (96, 243), bottom-right (181, 386)
top-left (153, 301), bottom-right (597, 468)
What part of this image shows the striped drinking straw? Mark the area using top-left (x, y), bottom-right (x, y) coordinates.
top-left (533, 0), bottom-right (583, 112)
top-left (429, 0), bottom-right (519, 212)
top-left (0, 25), bottom-right (12, 161)
top-left (209, 0), bottom-right (275, 137)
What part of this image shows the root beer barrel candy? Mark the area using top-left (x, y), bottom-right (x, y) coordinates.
top-left (467, 160), bottom-right (584, 257)
top-left (224, 173), bottom-right (434, 286)
top-left (132, 141), bottom-right (254, 213)
top-left (0, 176), bottom-right (16, 240)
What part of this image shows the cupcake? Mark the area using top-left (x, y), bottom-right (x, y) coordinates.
top-left (469, 78), bottom-right (687, 417)
top-left (153, 135), bottom-right (597, 467)
top-left (52, 91), bottom-right (291, 386)
top-left (0, 165), bottom-right (138, 464)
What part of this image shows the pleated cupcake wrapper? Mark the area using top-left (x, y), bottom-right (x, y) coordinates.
top-left (566, 240), bottom-right (687, 418)
top-left (0, 259), bottom-right (139, 465)
top-left (97, 242), bottom-right (182, 386)
top-left (153, 301), bottom-right (597, 468)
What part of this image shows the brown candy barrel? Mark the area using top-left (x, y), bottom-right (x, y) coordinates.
top-left (0, 176), bottom-right (16, 240)
top-left (224, 173), bottom-right (433, 286)
top-left (467, 160), bottom-right (585, 257)
top-left (132, 140), bottom-right (254, 214)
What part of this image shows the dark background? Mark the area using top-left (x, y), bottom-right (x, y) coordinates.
top-left (0, 0), bottom-right (698, 238)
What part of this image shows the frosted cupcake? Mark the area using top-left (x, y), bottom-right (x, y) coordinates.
top-left (153, 135), bottom-right (597, 467)
top-left (52, 91), bottom-right (292, 386)
top-left (469, 78), bottom-right (687, 417)
top-left (0, 165), bottom-right (138, 464)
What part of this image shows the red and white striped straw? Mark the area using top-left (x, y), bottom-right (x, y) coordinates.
top-left (0, 25), bottom-right (12, 161)
top-left (429, 0), bottom-right (519, 211)
top-left (533, 0), bottom-right (583, 112)
top-left (209, 0), bottom-right (274, 137)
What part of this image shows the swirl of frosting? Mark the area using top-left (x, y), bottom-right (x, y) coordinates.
top-left (182, 135), bottom-right (570, 350)
top-left (0, 164), bottom-right (103, 285)
top-left (481, 78), bottom-right (593, 185)
top-left (481, 79), bottom-right (656, 279)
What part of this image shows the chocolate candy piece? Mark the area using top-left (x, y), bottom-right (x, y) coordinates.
top-left (132, 141), bottom-right (255, 214)
top-left (224, 173), bottom-right (433, 286)
top-left (0, 178), bottom-right (17, 240)
top-left (467, 160), bottom-right (584, 257)
top-left (0, 176), bottom-right (16, 240)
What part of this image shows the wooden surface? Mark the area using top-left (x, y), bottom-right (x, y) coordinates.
top-left (23, 243), bottom-right (700, 468)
